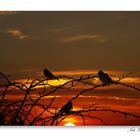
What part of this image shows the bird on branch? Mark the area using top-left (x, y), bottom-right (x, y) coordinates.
top-left (51, 101), bottom-right (73, 125)
top-left (59, 101), bottom-right (73, 115)
top-left (97, 70), bottom-right (114, 85)
top-left (43, 68), bottom-right (59, 81)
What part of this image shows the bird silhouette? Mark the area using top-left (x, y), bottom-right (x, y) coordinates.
top-left (51, 101), bottom-right (73, 125)
top-left (59, 101), bottom-right (73, 115)
top-left (43, 68), bottom-right (59, 80)
top-left (98, 70), bottom-right (114, 85)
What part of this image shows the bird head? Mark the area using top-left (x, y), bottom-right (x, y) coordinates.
top-left (44, 68), bottom-right (49, 74)
top-left (98, 70), bottom-right (104, 76)
top-left (44, 68), bottom-right (48, 71)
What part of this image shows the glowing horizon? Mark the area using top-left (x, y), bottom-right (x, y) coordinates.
top-left (1, 11), bottom-right (140, 126)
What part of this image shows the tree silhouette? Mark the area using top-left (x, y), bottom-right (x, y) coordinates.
top-left (0, 71), bottom-right (140, 126)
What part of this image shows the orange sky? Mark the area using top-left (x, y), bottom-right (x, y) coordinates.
top-left (2, 71), bottom-right (140, 126)
top-left (1, 11), bottom-right (140, 125)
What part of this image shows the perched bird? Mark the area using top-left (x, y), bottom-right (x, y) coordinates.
top-left (98, 70), bottom-right (114, 85)
top-left (59, 101), bottom-right (73, 115)
top-left (51, 101), bottom-right (73, 125)
top-left (43, 68), bottom-right (59, 80)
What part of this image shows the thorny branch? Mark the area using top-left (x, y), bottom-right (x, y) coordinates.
top-left (0, 71), bottom-right (140, 125)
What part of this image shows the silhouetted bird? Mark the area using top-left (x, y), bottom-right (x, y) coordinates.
top-left (51, 101), bottom-right (73, 125)
top-left (43, 68), bottom-right (59, 80)
top-left (98, 70), bottom-right (114, 85)
top-left (59, 101), bottom-right (73, 114)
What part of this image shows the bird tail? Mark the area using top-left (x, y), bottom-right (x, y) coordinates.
top-left (55, 77), bottom-right (59, 81)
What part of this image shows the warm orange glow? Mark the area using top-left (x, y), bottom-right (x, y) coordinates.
top-left (12, 70), bottom-right (140, 91)
top-left (50, 69), bottom-right (131, 76)
top-left (62, 117), bottom-right (78, 126)
top-left (47, 79), bottom-right (69, 86)
top-left (2, 70), bottom-right (140, 125)
top-left (64, 122), bottom-right (76, 126)
top-left (13, 78), bottom-right (69, 89)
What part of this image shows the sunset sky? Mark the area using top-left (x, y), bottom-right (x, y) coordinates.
top-left (0, 11), bottom-right (140, 125)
